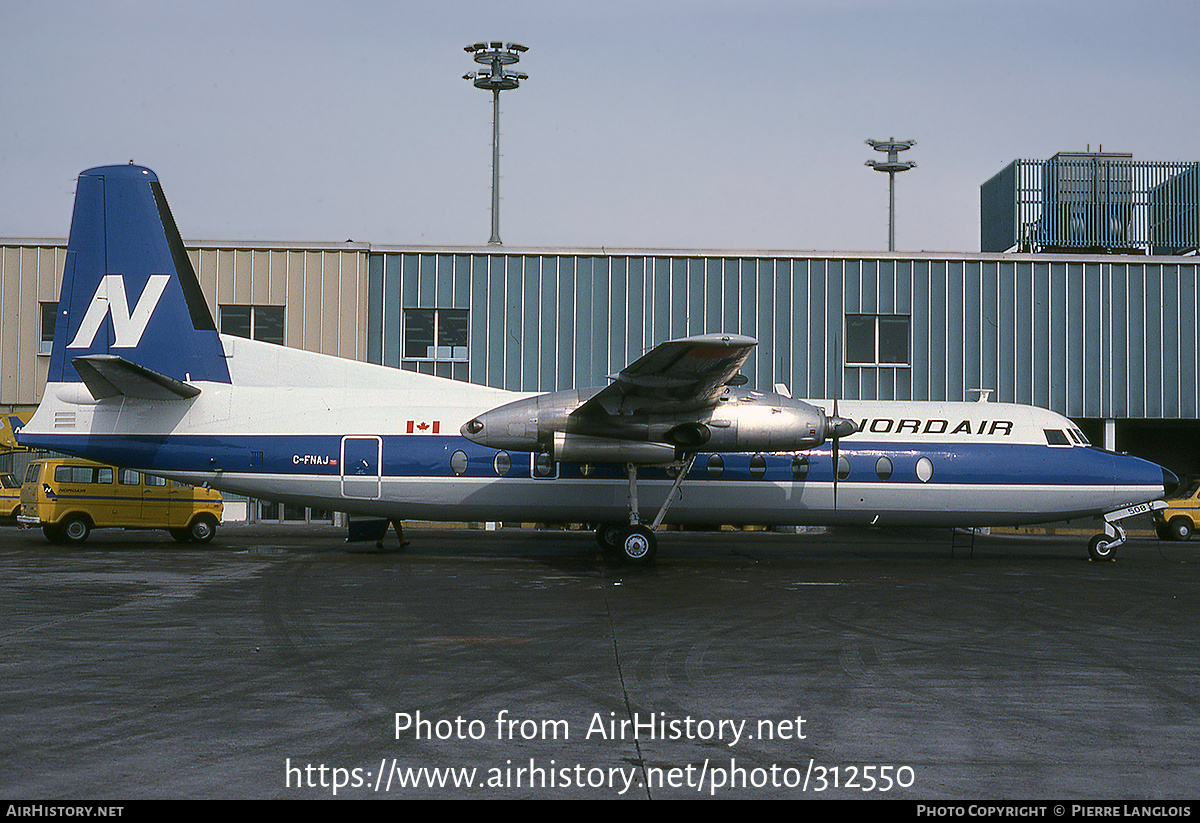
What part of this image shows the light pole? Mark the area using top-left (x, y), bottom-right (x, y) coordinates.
top-left (865, 138), bottom-right (916, 251)
top-left (464, 42), bottom-right (528, 246)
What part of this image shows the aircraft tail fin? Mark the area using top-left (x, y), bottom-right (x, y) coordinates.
top-left (47, 165), bottom-right (230, 389)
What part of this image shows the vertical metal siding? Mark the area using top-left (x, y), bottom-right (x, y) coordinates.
top-left (361, 250), bottom-right (1200, 419)
top-left (8, 238), bottom-right (1200, 423)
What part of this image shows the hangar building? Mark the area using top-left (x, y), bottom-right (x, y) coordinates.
top-left (2, 152), bottom-right (1198, 520)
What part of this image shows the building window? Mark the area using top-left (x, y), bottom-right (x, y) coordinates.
top-left (40, 303), bottom-right (58, 354)
top-left (404, 309), bottom-right (468, 361)
top-left (845, 314), bottom-right (909, 366)
top-left (220, 305), bottom-right (284, 345)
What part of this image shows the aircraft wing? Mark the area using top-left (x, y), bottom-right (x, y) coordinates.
top-left (573, 334), bottom-right (756, 417)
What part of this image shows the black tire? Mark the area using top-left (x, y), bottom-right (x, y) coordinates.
top-left (59, 515), bottom-right (91, 544)
top-left (42, 523), bottom-right (64, 543)
top-left (595, 523), bottom-right (622, 552)
top-left (616, 525), bottom-right (657, 565)
top-left (1168, 517), bottom-right (1193, 541)
top-left (169, 528), bottom-right (192, 543)
top-left (1087, 533), bottom-right (1115, 561)
top-left (188, 515), bottom-right (218, 544)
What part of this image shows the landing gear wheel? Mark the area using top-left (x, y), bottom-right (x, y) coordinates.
top-left (60, 515), bottom-right (91, 544)
top-left (188, 515), bottom-right (218, 544)
top-left (1088, 533), bottom-right (1116, 562)
top-left (595, 523), bottom-right (622, 553)
top-left (1168, 517), bottom-right (1193, 541)
top-left (616, 525), bottom-right (657, 565)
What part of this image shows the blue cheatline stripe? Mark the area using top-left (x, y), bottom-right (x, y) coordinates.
top-left (20, 432), bottom-right (1163, 489)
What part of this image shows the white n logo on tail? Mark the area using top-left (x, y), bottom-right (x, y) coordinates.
top-left (68, 274), bottom-right (171, 349)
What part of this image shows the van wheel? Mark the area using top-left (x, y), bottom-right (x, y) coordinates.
top-left (1169, 517), bottom-right (1193, 541)
top-left (60, 515), bottom-right (91, 544)
top-left (42, 523), bottom-right (65, 543)
top-left (169, 529), bottom-right (192, 543)
top-left (188, 515), bottom-right (218, 544)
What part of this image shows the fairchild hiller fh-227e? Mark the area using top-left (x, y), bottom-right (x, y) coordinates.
top-left (17, 165), bottom-right (1175, 563)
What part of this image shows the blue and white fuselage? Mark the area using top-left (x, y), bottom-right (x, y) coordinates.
top-left (18, 165), bottom-right (1173, 561)
top-left (28, 356), bottom-right (1168, 527)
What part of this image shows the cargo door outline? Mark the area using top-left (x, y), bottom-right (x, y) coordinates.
top-left (341, 436), bottom-right (382, 499)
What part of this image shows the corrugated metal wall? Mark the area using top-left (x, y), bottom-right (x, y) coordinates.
top-left (4, 238), bottom-right (1198, 422)
top-left (190, 244), bottom-right (367, 361)
top-left (981, 157), bottom-right (1200, 254)
top-left (0, 243), bottom-right (65, 405)
top-left (368, 250), bottom-right (1200, 420)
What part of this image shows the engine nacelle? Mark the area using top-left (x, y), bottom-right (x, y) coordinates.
top-left (553, 433), bottom-right (677, 465)
top-left (460, 389), bottom-right (586, 452)
top-left (460, 388), bottom-right (857, 457)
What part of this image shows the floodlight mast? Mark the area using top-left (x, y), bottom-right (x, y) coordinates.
top-left (464, 42), bottom-right (528, 245)
top-left (865, 138), bottom-right (916, 252)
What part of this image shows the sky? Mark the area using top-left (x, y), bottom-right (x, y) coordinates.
top-left (2, 0), bottom-right (1198, 253)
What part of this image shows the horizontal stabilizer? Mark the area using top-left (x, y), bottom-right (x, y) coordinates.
top-left (72, 354), bottom-right (201, 400)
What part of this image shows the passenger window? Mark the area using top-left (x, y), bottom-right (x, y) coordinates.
top-left (54, 466), bottom-right (96, 483)
top-left (96, 468), bottom-right (113, 484)
top-left (493, 451), bottom-right (511, 476)
top-left (916, 456), bottom-right (934, 482)
top-left (120, 470), bottom-right (140, 485)
top-left (791, 454), bottom-right (809, 480)
top-left (749, 454), bottom-right (767, 479)
top-left (145, 475), bottom-right (166, 487)
top-left (533, 452), bottom-right (554, 477)
top-left (875, 456), bottom-right (893, 481)
top-left (837, 455), bottom-right (851, 480)
top-left (707, 453), bottom-right (724, 479)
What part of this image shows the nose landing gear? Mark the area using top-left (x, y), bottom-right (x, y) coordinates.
top-left (1088, 501), bottom-right (1167, 561)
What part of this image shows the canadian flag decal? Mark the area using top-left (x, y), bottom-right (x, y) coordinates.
top-left (406, 420), bottom-right (441, 434)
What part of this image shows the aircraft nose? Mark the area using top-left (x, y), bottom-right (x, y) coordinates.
top-left (1163, 467), bottom-right (1180, 498)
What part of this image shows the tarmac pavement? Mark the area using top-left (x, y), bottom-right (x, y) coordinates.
top-left (1, 523), bottom-right (1197, 799)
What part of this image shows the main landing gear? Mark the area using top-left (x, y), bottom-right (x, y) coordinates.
top-left (596, 457), bottom-right (696, 565)
top-left (1087, 501), bottom-right (1168, 561)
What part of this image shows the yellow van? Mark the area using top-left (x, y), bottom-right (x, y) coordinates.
top-left (1, 472), bottom-right (21, 521)
top-left (18, 458), bottom-right (223, 544)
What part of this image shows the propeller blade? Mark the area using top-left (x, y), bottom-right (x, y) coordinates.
top-left (832, 396), bottom-right (839, 508)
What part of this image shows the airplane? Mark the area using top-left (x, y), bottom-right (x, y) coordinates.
top-left (17, 164), bottom-right (1177, 563)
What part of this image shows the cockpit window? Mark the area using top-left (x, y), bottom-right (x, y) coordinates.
top-left (1044, 429), bottom-right (1071, 446)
